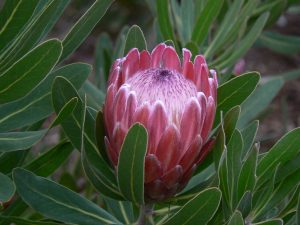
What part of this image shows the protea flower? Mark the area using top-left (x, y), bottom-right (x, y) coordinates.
top-left (103, 43), bottom-right (217, 201)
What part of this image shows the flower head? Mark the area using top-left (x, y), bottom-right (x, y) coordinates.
top-left (103, 43), bottom-right (217, 201)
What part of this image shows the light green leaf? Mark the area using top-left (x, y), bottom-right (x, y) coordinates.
top-left (60, 0), bottom-right (113, 61)
top-left (0, 172), bottom-right (15, 203)
top-left (238, 78), bottom-right (284, 128)
top-left (227, 211), bottom-right (244, 225)
top-left (191, 0), bottom-right (224, 45)
top-left (257, 128), bottom-right (300, 186)
top-left (163, 188), bottom-right (222, 225)
top-left (13, 168), bottom-right (119, 225)
top-left (117, 123), bottom-right (148, 204)
top-left (0, 130), bottom-right (47, 152)
top-left (124, 25), bottom-right (147, 55)
top-left (0, 39), bottom-right (62, 104)
top-left (215, 72), bottom-right (260, 125)
top-left (0, 63), bottom-right (90, 131)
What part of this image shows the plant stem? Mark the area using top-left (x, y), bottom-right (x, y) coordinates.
top-left (137, 204), bottom-right (154, 225)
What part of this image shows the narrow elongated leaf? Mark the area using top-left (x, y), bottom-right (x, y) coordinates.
top-left (191, 0), bottom-right (224, 45)
top-left (228, 211), bottom-right (244, 225)
top-left (163, 188), bottom-right (221, 225)
top-left (79, 80), bottom-right (105, 110)
top-left (0, 150), bottom-right (27, 174)
top-left (156, 0), bottom-right (178, 50)
top-left (180, 0), bottom-right (195, 43)
top-left (0, 130), bottom-right (47, 152)
top-left (0, 172), bottom-right (15, 203)
top-left (215, 72), bottom-right (260, 125)
top-left (0, 39), bottom-right (62, 104)
top-left (240, 120), bottom-right (259, 159)
top-left (104, 198), bottom-right (135, 224)
top-left (297, 192), bottom-right (300, 225)
top-left (0, 0), bottom-right (38, 51)
top-left (0, 0), bottom-right (70, 72)
top-left (60, 0), bottom-right (113, 61)
top-left (223, 106), bottom-right (241, 143)
top-left (252, 219), bottom-right (283, 225)
top-left (13, 168), bottom-right (119, 225)
top-left (238, 78), bottom-right (284, 128)
top-left (236, 191), bottom-right (252, 217)
top-left (0, 63), bottom-right (90, 131)
top-left (0, 216), bottom-right (61, 225)
top-left (257, 128), bottom-right (300, 185)
top-left (124, 25), bottom-right (147, 55)
top-left (117, 123), bottom-right (148, 204)
top-left (0, 215), bottom-right (61, 225)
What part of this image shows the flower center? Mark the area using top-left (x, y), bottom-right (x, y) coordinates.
top-left (124, 68), bottom-right (198, 124)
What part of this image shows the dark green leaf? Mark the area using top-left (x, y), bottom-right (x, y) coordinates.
top-left (0, 63), bottom-right (90, 131)
top-left (252, 219), bottom-right (283, 225)
top-left (51, 97), bottom-right (78, 127)
top-left (13, 168), bottom-right (119, 225)
top-left (0, 130), bottom-right (47, 152)
top-left (163, 188), bottom-right (221, 225)
top-left (223, 106), bottom-right (241, 143)
top-left (215, 72), bottom-right (260, 125)
top-left (236, 191), bottom-right (252, 218)
top-left (238, 78), bottom-right (284, 128)
top-left (227, 211), bottom-right (244, 225)
top-left (123, 25), bottom-right (147, 55)
top-left (0, 216), bottom-right (61, 225)
top-left (117, 123), bottom-right (148, 204)
top-left (0, 39), bottom-right (62, 104)
top-left (0, 172), bottom-right (15, 203)
top-left (60, 0), bottom-right (113, 61)
top-left (257, 128), bottom-right (300, 186)
top-left (191, 0), bottom-right (224, 45)
top-left (95, 111), bottom-right (110, 163)
top-left (79, 80), bottom-right (105, 110)
top-left (0, 150), bottom-right (27, 174)
top-left (240, 120), bottom-right (259, 160)
top-left (297, 192), bottom-right (300, 225)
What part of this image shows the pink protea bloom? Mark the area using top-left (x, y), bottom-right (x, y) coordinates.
top-left (103, 43), bottom-right (218, 201)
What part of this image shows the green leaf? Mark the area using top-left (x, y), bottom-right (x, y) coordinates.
top-left (123, 25), bottom-right (147, 55)
top-left (104, 198), bottom-right (135, 224)
top-left (215, 72), bottom-right (260, 125)
top-left (252, 219), bottom-right (283, 225)
top-left (0, 150), bottom-right (27, 174)
top-left (238, 78), bottom-right (284, 128)
top-left (95, 111), bottom-right (110, 163)
top-left (156, 0), bottom-right (178, 51)
top-left (13, 168), bottom-right (119, 225)
top-left (51, 97), bottom-right (78, 127)
top-left (257, 32), bottom-right (300, 55)
top-left (227, 211), bottom-right (244, 225)
top-left (236, 191), bottom-right (252, 217)
top-left (297, 192), bottom-right (300, 225)
top-left (79, 80), bottom-right (105, 110)
top-left (60, 0), bottom-right (113, 61)
top-left (0, 63), bottom-right (90, 131)
top-left (215, 12), bottom-right (269, 69)
top-left (0, 39), bottom-right (62, 104)
top-left (240, 120), bottom-right (259, 159)
top-left (180, 0), bottom-right (195, 43)
top-left (0, 0), bottom-right (70, 72)
top-left (163, 188), bottom-right (222, 225)
top-left (237, 147), bottom-right (258, 200)
top-left (223, 106), bottom-right (241, 143)
top-left (0, 0), bottom-right (38, 52)
top-left (257, 128), bottom-right (300, 186)
top-left (0, 172), bottom-right (15, 204)
top-left (0, 130), bottom-right (47, 152)
top-left (117, 123), bottom-right (148, 204)
top-left (0, 216), bottom-right (61, 225)
top-left (191, 0), bottom-right (224, 45)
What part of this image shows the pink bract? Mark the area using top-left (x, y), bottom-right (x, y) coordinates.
top-left (103, 43), bottom-right (218, 201)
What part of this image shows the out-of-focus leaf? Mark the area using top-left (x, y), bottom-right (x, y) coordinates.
top-left (0, 63), bottom-right (90, 131)
top-left (60, 0), bottom-right (113, 61)
top-left (215, 12), bottom-right (269, 69)
top-left (0, 172), bottom-right (15, 204)
top-left (215, 72), bottom-right (260, 125)
top-left (113, 26), bottom-right (129, 60)
top-left (257, 32), bottom-right (300, 55)
top-left (238, 147), bottom-right (257, 201)
top-left (0, 130), bottom-right (47, 152)
top-left (238, 78), bottom-right (284, 128)
top-left (104, 197), bottom-right (135, 224)
top-left (117, 124), bottom-right (148, 204)
top-left (257, 128), bottom-right (300, 186)
top-left (191, 0), bottom-right (224, 46)
top-left (240, 120), bottom-right (259, 159)
top-left (123, 25), bottom-right (147, 55)
top-left (163, 188), bottom-right (221, 225)
top-left (252, 219), bottom-right (283, 225)
top-left (0, 39), bottom-right (62, 104)
top-left (227, 211), bottom-right (244, 225)
top-left (0, 216), bottom-right (61, 225)
top-left (180, 0), bottom-right (195, 43)
top-left (0, 0), bottom-right (38, 52)
top-left (156, 0), bottom-right (178, 51)
top-left (274, 68), bottom-right (300, 81)
top-left (13, 168), bottom-right (119, 225)
top-left (0, 0), bottom-right (70, 72)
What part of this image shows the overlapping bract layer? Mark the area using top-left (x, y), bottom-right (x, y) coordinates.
top-left (103, 43), bottom-right (217, 201)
